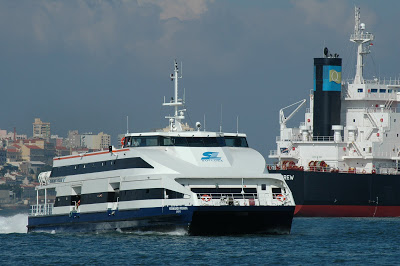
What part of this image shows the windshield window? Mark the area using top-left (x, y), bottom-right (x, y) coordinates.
top-left (124, 136), bottom-right (246, 147)
top-left (225, 136), bottom-right (248, 147)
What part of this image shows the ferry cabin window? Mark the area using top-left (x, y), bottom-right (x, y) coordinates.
top-left (126, 136), bottom-right (159, 147)
top-left (380, 89), bottom-right (386, 93)
top-left (371, 89), bottom-right (378, 93)
top-left (272, 188), bottom-right (282, 194)
top-left (388, 89), bottom-right (393, 93)
top-left (224, 136), bottom-right (248, 147)
top-left (125, 136), bottom-right (227, 147)
top-left (162, 137), bottom-right (173, 146)
top-left (124, 136), bottom-right (247, 147)
top-left (172, 137), bottom-right (188, 146)
top-left (357, 88), bottom-right (363, 93)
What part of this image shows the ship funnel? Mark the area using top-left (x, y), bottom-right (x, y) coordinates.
top-left (313, 56), bottom-right (342, 137)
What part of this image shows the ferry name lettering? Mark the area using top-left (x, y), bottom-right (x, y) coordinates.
top-left (169, 206), bottom-right (188, 213)
top-left (169, 207), bottom-right (188, 211)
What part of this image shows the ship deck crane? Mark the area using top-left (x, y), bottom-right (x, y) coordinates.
top-left (279, 99), bottom-right (306, 131)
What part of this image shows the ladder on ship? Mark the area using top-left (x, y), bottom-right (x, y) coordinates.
top-left (365, 109), bottom-right (378, 140)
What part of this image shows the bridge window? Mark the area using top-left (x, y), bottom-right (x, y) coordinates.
top-left (225, 136), bottom-right (248, 147)
top-left (124, 135), bottom-right (247, 147)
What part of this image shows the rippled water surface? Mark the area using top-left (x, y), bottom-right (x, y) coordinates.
top-left (1, 211), bottom-right (400, 265)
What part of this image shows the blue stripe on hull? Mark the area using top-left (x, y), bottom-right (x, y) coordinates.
top-left (28, 207), bottom-right (194, 233)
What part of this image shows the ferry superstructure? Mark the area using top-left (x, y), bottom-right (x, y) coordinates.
top-left (27, 60), bottom-right (295, 234)
top-left (269, 7), bottom-right (400, 217)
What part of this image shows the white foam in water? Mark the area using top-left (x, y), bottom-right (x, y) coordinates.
top-left (0, 214), bottom-right (28, 234)
top-left (122, 228), bottom-right (188, 236)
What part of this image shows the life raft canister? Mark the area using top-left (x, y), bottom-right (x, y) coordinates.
top-left (201, 194), bottom-right (212, 202)
top-left (276, 194), bottom-right (286, 202)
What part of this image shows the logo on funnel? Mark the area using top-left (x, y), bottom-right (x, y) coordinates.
top-left (329, 69), bottom-right (341, 84)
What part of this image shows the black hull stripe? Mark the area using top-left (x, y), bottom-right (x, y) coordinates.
top-left (271, 169), bottom-right (400, 206)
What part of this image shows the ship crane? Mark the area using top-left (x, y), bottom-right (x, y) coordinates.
top-left (279, 99), bottom-right (306, 131)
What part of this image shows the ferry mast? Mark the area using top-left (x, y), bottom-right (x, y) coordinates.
top-left (163, 59), bottom-right (186, 131)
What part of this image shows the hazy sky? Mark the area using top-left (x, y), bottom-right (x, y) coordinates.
top-left (1, 0), bottom-right (399, 160)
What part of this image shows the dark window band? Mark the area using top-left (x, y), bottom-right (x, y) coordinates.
top-left (50, 157), bottom-right (153, 177)
top-left (124, 136), bottom-right (248, 148)
top-left (54, 189), bottom-right (184, 207)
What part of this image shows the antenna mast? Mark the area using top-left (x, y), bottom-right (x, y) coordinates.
top-left (219, 104), bottom-right (223, 133)
top-left (236, 116), bottom-right (239, 134)
top-left (163, 59), bottom-right (185, 131)
top-left (350, 6), bottom-right (374, 84)
top-left (126, 116), bottom-right (129, 134)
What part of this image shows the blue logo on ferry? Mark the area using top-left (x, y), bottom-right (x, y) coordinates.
top-left (201, 152), bottom-right (221, 161)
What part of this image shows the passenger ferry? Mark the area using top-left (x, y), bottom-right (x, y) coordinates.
top-left (28, 60), bottom-right (295, 234)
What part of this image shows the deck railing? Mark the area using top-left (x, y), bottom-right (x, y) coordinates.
top-left (266, 164), bottom-right (400, 175)
top-left (197, 193), bottom-right (260, 206)
top-left (30, 203), bottom-right (54, 216)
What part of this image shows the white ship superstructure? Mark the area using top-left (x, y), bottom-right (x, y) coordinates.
top-left (270, 7), bottom-right (400, 174)
top-left (28, 60), bottom-right (295, 234)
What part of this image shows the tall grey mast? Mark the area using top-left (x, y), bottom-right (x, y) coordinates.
top-left (163, 59), bottom-right (186, 131)
top-left (350, 6), bottom-right (374, 85)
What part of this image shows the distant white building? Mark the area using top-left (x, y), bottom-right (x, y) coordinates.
top-left (81, 132), bottom-right (111, 150)
top-left (33, 118), bottom-right (51, 140)
top-left (0, 129), bottom-right (27, 141)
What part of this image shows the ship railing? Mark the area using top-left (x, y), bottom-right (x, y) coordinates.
top-left (347, 107), bottom-right (397, 113)
top-left (346, 78), bottom-right (400, 85)
top-left (312, 136), bottom-right (335, 142)
top-left (29, 203), bottom-right (54, 216)
top-left (197, 193), bottom-right (260, 206)
top-left (350, 33), bottom-right (374, 41)
top-left (276, 135), bottom-right (341, 143)
top-left (267, 163), bottom-right (400, 175)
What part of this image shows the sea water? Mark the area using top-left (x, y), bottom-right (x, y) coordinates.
top-left (1, 212), bottom-right (400, 265)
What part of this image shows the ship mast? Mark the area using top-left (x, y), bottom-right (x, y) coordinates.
top-left (350, 6), bottom-right (374, 84)
top-left (163, 59), bottom-right (186, 131)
